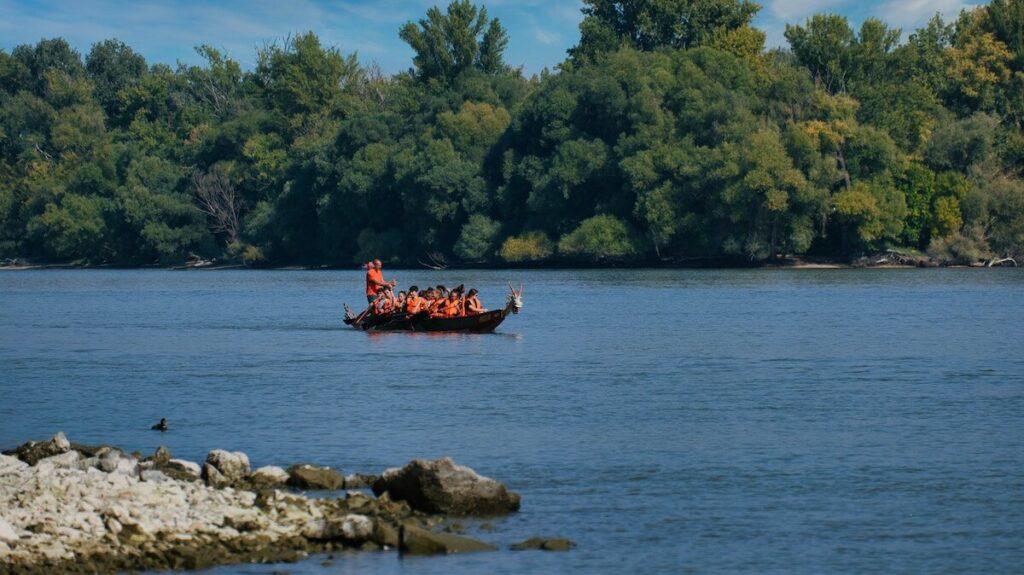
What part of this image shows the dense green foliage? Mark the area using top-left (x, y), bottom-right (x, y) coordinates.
top-left (2, 0), bottom-right (1023, 266)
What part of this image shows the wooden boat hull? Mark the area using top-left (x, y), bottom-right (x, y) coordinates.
top-left (345, 308), bottom-right (513, 333)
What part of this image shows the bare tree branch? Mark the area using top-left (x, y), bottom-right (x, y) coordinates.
top-left (191, 169), bottom-right (242, 244)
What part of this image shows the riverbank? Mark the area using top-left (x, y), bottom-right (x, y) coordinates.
top-left (0, 433), bottom-right (560, 574)
top-left (1, 252), bottom-right (1018, 271)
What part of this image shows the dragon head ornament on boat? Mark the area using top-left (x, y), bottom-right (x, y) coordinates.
top-left (507, 282), bottom-right (524, 314)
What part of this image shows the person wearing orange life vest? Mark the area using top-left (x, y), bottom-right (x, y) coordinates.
top-left (440, 290), bottom-right (462, 318)
top-left (420, 287), bottom-right (434, 311)
top-left (373, 287), bottom-right (395, 315)
top-left (452, 285), bottom-right (466, 316)
top-left (428, 289), bottom-right (446, 317)
top-left (464, 288), bottom-right (485, 315)
top-left (404, 286), bottom-right (426, 314)
top-left (365, 259), bottom-right (395, 304)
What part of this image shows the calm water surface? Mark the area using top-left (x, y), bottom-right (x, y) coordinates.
top-left (2, 268), bottom-right (1023, 574)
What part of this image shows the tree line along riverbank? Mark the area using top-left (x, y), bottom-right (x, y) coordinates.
top-left (1, 251), bottom-right (1019, 271)
top-left (1, 1), bottom-right (1023, 271)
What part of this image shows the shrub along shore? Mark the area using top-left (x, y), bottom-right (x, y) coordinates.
top-left (0, 433), bottom-right (571, 574)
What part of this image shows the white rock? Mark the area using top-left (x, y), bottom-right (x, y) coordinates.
top-left (166, 459), bottom-right (201, 479)
top-left (76, 456), bottom-right (101, 471)
top-left (205, 450), bottom-right (250, 481)
top-left (0, 516), bottom-right (18, 542)
top-left (98, 449), bottom-right (125, 473)
top-left (51, 432), bottom-right (70, 452)
top-left (113, 457), bottom-right (138, 476)
top-left (251, 466), bottom-right (289, 486)
top-left (339, 514), bottom-right (373, 541)
top-left (104, 517), bottom-right (122, 536)
top-left (38, 451), bottom-right (81, 468)
top-left (300, 518), bottom-right (328, 539)
top-left (0, 440), bottom-right (376, 571)
top-left (140, 470), bottom-right (171, 483)
top-left (0, 454), bottom-right (28, 475)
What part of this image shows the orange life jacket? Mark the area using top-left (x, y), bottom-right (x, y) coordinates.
top-left (405, 295), bottom-right (423, 314)
top-left (365, 268), bottom-right (384, 296)
top-left (375, 297), bottom-right (393, 315)
top-left (442, 298), bottom-right (461, 317)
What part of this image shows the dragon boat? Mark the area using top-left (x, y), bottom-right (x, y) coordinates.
top-left (344, 283), bottom-right (523, 333)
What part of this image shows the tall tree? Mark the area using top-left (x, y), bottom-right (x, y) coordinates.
top-left (399, 0), bottom-right (509, 83)
top-left (570, 0), bottom-right (761, 63)
top-left (85, 39), bottom-right (146, 125)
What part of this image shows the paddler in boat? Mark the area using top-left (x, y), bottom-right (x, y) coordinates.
top-left (405, 286), bottom-right (426, 314)
top-left (440, 289), bottom-right (462, 317)
top-left (373, 286), bottom-right (395, 315)
top-left (465, 288), bottom-right (485, 315)
top-left (451, 284), bottom-right (466, 315)
top-left (365, 259), bottom-right (396, 304)
top-left (394, 290), bottom-right (407, 312)
top-left (427, 289), bottom-right (445, 316)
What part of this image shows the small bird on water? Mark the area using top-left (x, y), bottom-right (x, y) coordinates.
top-left (151, 418), bottom-right (168, 432)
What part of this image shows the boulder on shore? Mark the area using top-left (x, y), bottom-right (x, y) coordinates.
top-left (5, 432), bottom-right (71, 465)
top-left (372, 457), bottom-right (520, 516)
top-left (250, 465), bottom-right (289, 488)
top-left (287, 464), bottom-right (344, 490)
top-left (161, 458), bottom-right (202, 481)
top-left (203, 463), bottom-right (231, 488)
top-left (37, 450), bottom-right (81, 469)
top-left (323, 513), bottom-right (374, 543)
top-left (204, 449), bottom-right (250, 483)
top-left (152, 446), bottom-right (172, 464)
top-left (399, 524), bottom-right (496, 554)
top-left (97, 447), bottom-right (137, 475)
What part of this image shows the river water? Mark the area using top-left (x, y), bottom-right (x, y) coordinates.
top-left (1, 268), bottom-right (1023, 573)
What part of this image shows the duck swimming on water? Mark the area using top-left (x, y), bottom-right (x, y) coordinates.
top-left (151, 418), bottom-right (168, 432)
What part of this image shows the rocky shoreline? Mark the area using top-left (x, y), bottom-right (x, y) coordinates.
top-left (0, 433), bottom-right (566, 574)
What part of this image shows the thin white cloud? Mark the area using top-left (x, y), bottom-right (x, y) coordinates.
top-left (0, 0), bottom-right (408, 69)
top-left (757, 0), bottom-right (852, 48)
top-left (533, 27), bottom-right (560, 46)
top-left (768, 0), bottom-right (848, 21)
top-left (877, 0), bottom-right (972, 28)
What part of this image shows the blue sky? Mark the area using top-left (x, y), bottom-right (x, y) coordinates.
top-left (0, 0), bottom-right (974, 75)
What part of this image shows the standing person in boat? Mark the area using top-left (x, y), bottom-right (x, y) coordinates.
top-left (464, 288), bottom-right (485, 315)
top-left (365, 259), bottom-right (395, 304)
